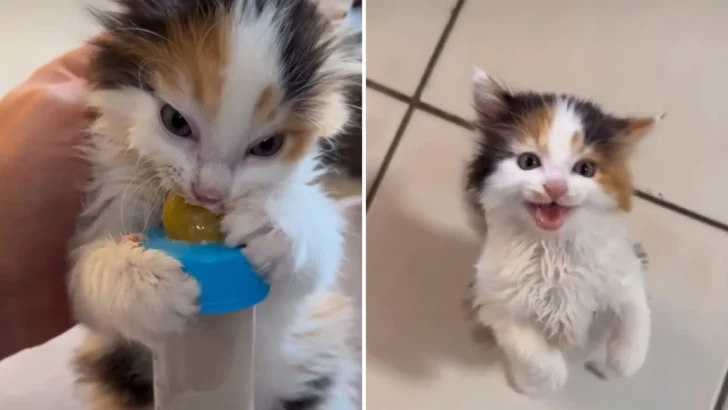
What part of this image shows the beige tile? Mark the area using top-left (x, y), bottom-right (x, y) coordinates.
top-left (367, 110), bottom-right (728, 410)
top-left (422, 0), bottom-right (728, 223)
top-left (367, 0), bottom-right (456, 95)
top-left (365, 89), bottom-right (408, 191)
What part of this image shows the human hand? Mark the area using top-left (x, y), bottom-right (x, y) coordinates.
top-left (0, 43), bottom-right (96, 360)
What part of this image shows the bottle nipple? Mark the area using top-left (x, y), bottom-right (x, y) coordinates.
top-left (162, 194), bottom-right (224, 244)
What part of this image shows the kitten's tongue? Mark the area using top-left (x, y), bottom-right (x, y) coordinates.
top-left (531, 203), bottom-right (569, 231)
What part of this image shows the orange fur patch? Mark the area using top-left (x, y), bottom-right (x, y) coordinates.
top-left (277, 115), bottom-right (322, 163)
top-left (518, 105), bottom-right (555, 152)
top-left (295, 292), bottom-right (353, 341)
top-left (283, 131), bottom-right (318, 163)
top-left (626, 117), bottom-right (656, 140)
top-left (596, 160), bottom-right (634, 212)
top-left (120, 11), bottom-right (232, 118)
top-left (310, 293), bottom-right (352, 320)
top-left (588, 117), bottom-right (656, 211)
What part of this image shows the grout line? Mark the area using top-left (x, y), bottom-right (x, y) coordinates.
top-left (366, 79), bottom-right (411, 104)
top-left (366, 0), bottom-right (467, 211)
top-left (368, 79), bottom-right (473, 129)
top-left (367, 80), bottom-right (728, 234)
top-left (416, 100), bottom-right (472, 129)
top-left (714, 369), bottom-right (728, 410)
top-left (633, 190), bottom-right (728, 232)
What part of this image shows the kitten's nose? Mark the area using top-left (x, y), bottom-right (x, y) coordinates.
top-left (543, 180), bottom-right (568, 200)
top-left (192, 185), bottom-right (223, 204)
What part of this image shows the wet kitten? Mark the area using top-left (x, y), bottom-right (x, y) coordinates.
top-left (68, 0), bottom-right (360, 409)
top-left (466, 68), bottom-right (655, 395)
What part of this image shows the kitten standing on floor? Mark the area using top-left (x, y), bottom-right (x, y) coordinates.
top-left (466, 68), bottom-right (655, 395)
top-left (67, 0), bottom-right (360, 409)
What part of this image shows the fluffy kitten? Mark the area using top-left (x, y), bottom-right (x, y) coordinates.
top-left (67, 0), bottom-right (360, 409)
top-left (466, 68), bottom-right (655, 395)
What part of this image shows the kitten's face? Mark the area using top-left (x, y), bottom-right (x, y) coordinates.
top-left (467, 69), bottom-right (657, 233)
top-left (89, 0), bottom-right (357, 210)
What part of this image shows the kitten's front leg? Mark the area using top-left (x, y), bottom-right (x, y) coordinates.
top-left (604, 282), bottom-right (651, 378)
top-left (491, 320), bottom-right (568, 395)
top-left (221, 186), bottom-right (346, 291)
top-left (221, 200), bottom-right (292, 283)
top-left (69, 235), bottom-right (200, 346)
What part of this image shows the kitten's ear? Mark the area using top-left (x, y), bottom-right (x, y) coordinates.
top-left (472, 66), bottom-right (507, 123)
top-left (624, 113), bottom-right (664, 141)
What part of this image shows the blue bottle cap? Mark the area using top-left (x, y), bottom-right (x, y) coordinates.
top-left (144, 227), bottom-right (269, 315)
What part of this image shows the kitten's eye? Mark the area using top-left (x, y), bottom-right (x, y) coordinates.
top-left (160, 104), bottom-right (192, 138)
top-left (249, 134), bottom-right (286, 157)
top-left (516, 153), bottom-right (541, 170)
top-left (573, 160), bottom-right (597, 177)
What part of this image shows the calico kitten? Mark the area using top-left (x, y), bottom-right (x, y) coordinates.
top-left (466, 68), bottom-right (655, 395)
top-left (68, 0), bottom-right (360, 409)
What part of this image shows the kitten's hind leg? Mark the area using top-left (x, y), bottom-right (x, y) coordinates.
top-left (583, 314), bottom-right (612, 380)
top-left (585, 284), bottom-right (650, 380)
top-left (492, 321), bottom-right (568, 395)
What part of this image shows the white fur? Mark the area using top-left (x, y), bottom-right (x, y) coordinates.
top-left (68, 1), bottom-right (357, 407)
top-left (472, 212), bottom-right (650, 395)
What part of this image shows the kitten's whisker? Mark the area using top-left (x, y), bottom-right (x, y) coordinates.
top-left (141, 184), bottom-right (166, 235)
top-left (119, 157), bottom-right (146, 233)
top-left (135, 57), bottom-right (174, 91)
top-left (106, 27), bottom-right (169, 42)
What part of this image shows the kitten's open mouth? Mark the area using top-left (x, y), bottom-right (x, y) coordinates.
top-left (526, 203), bottom-right (573, 231)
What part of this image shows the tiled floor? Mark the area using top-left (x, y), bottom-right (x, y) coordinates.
top-left (366, 1), bottom-right (728, 409)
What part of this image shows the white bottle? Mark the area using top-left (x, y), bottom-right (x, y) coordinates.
top-left (153, 309), bottom-right (256, 410)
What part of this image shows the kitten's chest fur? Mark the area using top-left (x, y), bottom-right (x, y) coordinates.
top-left (474, 219), bottom-right (642, 347)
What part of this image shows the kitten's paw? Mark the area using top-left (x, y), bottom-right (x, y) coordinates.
top-left (117, 240), bottom-right (200, 344)
top-left (508, 352), bottom-right (568, 396)
top-left (221, 206), bottom-right (291, 281)
top-left (606, 336), bottom-right (648, 378)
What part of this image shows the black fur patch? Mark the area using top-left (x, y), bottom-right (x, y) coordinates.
top-left (259, 0), bottom-right (333, 116)
top-left (74, 339), bottom-right (153, 409)
top-left (282, 396), bottom-right (321, 410)
top-left (319, 75), bottom-right (362, 178)
top-left (279, 376), bottom-right (333, 410)
top-left (568, 97), bottom-right (631, 155)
